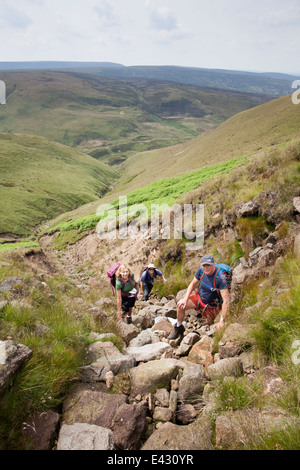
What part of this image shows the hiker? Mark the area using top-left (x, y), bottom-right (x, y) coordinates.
top-left (168, 255), bottom-right (230, 339)
top-left (115, 264), bottom-right (139, 324)
top-left (140, 263), bottom-right (166, 301)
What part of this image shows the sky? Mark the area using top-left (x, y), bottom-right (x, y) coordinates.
top-left (0, 0), bottom-right (300, 75)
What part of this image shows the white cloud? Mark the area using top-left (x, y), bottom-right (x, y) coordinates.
top-left (149, 7), bottom-right (177, 31)
top-left (0, 0), bottom-right (299, 73)
top-left (94, 1), bottom-right (118, 27)
top-left (0, 1), bottom-right (32, 30)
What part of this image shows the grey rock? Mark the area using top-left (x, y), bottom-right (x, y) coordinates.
top-left (207, 357), bottom-right (243, 380)
top-left (155, 388), bottom-right (170, 407)
top-left (130, 359), bottom-right (182, 396)
top-left (57, 423), bottom-right (114, 450)
top-left (153, 407), bottom-right (173, 422)
top-left (22, 411), bottom-right (60, 450)
top-left (81, 341), bottom-right (135, 382)
top-left (218, 323), bottom-right (254, 358)
top-left (0, 277), bottom-right (26, 293)
top-left (142, 415), bottom-right (213, 450)
top-left (128, 329), bottom-right (152, 348)
top-left (178, 363), bottom-right (206, 401)
top-left (127, 342), bottom-right (172, 362)
top-left (0, 340), bottom-right (32, 397)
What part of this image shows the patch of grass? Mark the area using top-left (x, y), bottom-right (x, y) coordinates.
top-left (245, 424), bottom-right (300, 450)
top-left (0, 253), bottom-right (122, 449)
top-left (211, 376), bottom-right (264, 415)
top-left (47, 155), bottom-right (248, 248)
top-left (0, 242), bottom-right (39, 253)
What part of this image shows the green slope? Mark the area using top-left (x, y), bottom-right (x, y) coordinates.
top-left (0, 133), bottom-right (117, 237)
top-left (114, 93), bottom-right (300, 193)
top-left (0, 70), bottom-right (271, 165)
top-left (43, 92), bottom-right (300, 229)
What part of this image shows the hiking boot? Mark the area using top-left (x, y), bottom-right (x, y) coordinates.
top-left (168, 324), bottom-right (185, 340)
top-left (126, 316), bottom-right (132, 324)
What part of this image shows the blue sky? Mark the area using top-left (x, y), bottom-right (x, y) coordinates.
top-left (0, 0), bottom-right (299, 74)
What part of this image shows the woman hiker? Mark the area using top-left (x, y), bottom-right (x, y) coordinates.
top-left (140, 263), bottom-right (166, 301)
top-left (115, 264), bottom-right (139, 324)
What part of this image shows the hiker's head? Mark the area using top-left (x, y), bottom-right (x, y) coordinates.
top-left (200, 255), bottom-right (215, 275)
top-left (117, 264), bottom-right (131, 279)
top-left (148, 263), bottom-right (155, 274)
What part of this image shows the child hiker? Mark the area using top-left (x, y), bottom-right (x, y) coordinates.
top-left (115, 264), bottom-right (139, 324)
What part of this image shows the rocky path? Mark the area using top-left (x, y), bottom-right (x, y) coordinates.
top-left (2, 223), bottom-right (300, 450)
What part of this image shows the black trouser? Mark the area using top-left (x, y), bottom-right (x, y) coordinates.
top-left (143, 283), bottom-right (153, 301)
top-left (121, 295), bottom-right (136, 313)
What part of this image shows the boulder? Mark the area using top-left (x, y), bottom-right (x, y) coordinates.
top-left (130, 359), bottom-right (182, 396)
top-left (80, 341), bottom-right (135, 382)
top-left (235, 198), bottom-right (260, 218)
top-left (57, 423), bottom-right (114, 450)
top-left (128, 330), bottom-right (152, 348)
top-left (62, 384), bottom-right (127, 429)
top-left (187, 335), bottom-right (214, 366)
top-left (0, 340), bottom-right (32, 397)
top-left (132, 307), bottom-right (155, 329)
top-left (175, 332), bottom-right (200, 357)
top-left (151, 317), bottom-right (174, 335)
top-left (239, 351), bottom-right (260, 374)
top-left (218, 323), bottom-right (254, 358)
top-left (155, 388), bottom-right (170, 407)
top-left (117, 322), bottom-right (139, 345)
top-left (187, 348), bottom-right (213, 368)
top-left (153, 407), bottom-right (173, 422)
top-left (22, 411), bottom-right (60, 450)
top-left (248, 366), bottom-right (287, 396)
top-left (112, 403), bottom-right (148, 450)
top-left (177, 362), bottom-right (206, 401)
top-left (0, 277), bottom-right (27, 294)
top-left (207, 357), bottom-right (243, 381)
top-left (177, 404), bottom-right (198, 425)
top-left (142, 415), bottom-right (213, 450)
top-left (126, 342), bottom-right (172, 362)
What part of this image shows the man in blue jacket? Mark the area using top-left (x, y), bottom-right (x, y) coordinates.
top-left (168, 255), bottom-right (230, 339)
top-left (140, 263), bottom-right (166, 301)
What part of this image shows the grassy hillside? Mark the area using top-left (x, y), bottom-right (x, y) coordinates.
top-left (44, 155), bottom-right (248, 250)
top-left (0, 133), bottom-right (117, 237)
top-left (114, 93), bottom-right (300, 193)
top-left (44, 92), bottom-right (300, 230)
top-left (0, 71), bottom-right (271, 165)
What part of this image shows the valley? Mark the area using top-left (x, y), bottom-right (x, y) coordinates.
top-left (0, 64), bottom-right (300, 451)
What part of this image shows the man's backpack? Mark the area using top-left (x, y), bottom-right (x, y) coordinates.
top-left (107, 262), bottom-right (122, 296)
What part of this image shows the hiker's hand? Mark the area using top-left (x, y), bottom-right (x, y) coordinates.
top-left (177, 298), bottom-right (187, 310)
top-left (215, 320), bottom-right (225, 330)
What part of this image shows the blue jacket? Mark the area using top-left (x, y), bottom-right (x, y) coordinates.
top-left (140, 269), bottom-right (162, 286)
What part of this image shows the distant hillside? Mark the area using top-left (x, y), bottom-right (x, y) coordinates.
top-left (0, 70), bottom-right (271, 165)
top-left (45, 91), bottom-right (300, 228)
top-left (74, 65), bottom-right (298, 97)
top-left (114, 93), bottom-right (300, 193)
top-left (0, 62), bottom-right (298, 96)
top-left (0, 133), bottom-right (117, 237)
top-left (0, 61), bottom-right (123, 71)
